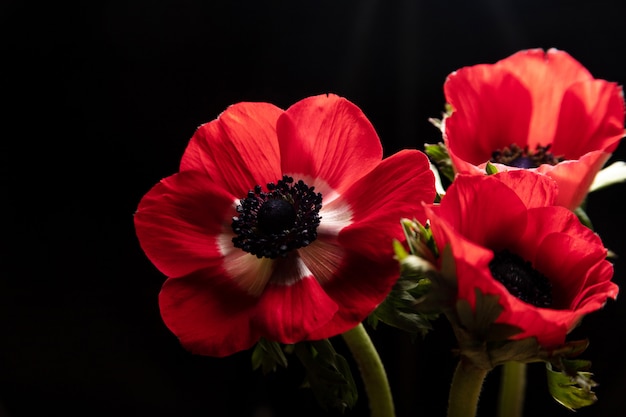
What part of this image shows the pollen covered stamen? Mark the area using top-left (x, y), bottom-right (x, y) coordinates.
top-left (231, 175), bottom-right (322, 259)
top-left (491, 143), bottom-right (564, 168)
top-left (489, 250), bottom-right (553, 308)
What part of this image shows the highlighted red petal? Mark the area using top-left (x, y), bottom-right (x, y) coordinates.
top-left (445, 71), bottom-right (532, 165)
top-left (180, 102), bottom-right (283, 198)
top-left (552, 80), bottom-right (625, 157)
top-left (538, 151), bottom-right (612, 209)
top-left (277, 94), bottom-right (383, 194)
top-left (134, 170), bottom-right (235, 278)
top-left (436, 175), bottom-right (527, 250)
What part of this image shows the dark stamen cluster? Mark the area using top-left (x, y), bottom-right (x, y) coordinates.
top-left (491, 143), bottom-right (564, 168)
top-left (231, 175), bottom-right (322, 259)
top-left (489, 249), bottom-right (553, 308)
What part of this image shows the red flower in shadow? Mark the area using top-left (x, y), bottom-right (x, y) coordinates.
top-left (425, 171), bottom-right (618, 348)
top-left (134, 94), bottom-right (436, 357)
top-left (443, 48), bottom-right (625, 210)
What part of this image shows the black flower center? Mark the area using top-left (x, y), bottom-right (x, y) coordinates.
top-left (489, 250), bottom-right (553, 308)
top-left (231, 175), bottom-right (322, 259)
top-left (490, 143), bottom-right (564, 168)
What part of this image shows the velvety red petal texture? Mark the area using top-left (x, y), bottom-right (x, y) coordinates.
top-left (442, 48), bottom-right (625, 210)
top-left (179, 102), bottom-right (283, 199)
top-left (159, 268), bottom-right (259, 357)
top-left (552, 80), bottom-right (625, 157)
top-left (134, 170), bottom-right (235, 278)
top-left (426, 171), bottom-right (618, 349)
top-left (338, 149), bottom-right (436, 257)
top-left (276, 94), bottom-right (383, 195)
top-left (435, 174), bottom-right (527, 250)
top-left (492, 170), bottom-right (558, 209)
top-left (444, 71), bottom-right (533, 164)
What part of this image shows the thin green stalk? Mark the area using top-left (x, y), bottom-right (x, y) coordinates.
top-left (447, 359), bottom-right (490, 417)
top-left (497, 362), bottom-right (526, 417)
top-left (342, 323), bottom-right (395, 417)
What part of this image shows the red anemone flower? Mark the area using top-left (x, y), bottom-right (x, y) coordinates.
top-left (425, 171), bottom-right (618, 348)
top-left (134, 94), bottom-right (436, 357)
top-left (443, 48), bottom-right (625, 210)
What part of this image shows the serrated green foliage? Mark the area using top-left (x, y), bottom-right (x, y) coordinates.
top-left (251, 338), bottom-right (289, 374)
top-left (294, 340), bottom-right (358, 413)
top-left (369, 219), bottom-right (449, 337)
top-left (424, 142), bottom-right (456, 183)
top-left (546, 360), bottom-right (598, 410)
top-left (485, 161), bottom-right (499, 175)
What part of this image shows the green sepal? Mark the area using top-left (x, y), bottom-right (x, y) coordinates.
top-left (485, 161), bottom-right (499, 175)
top-left (574, 205), bottom-right (594, 230)
top-left (424, 142), bottom-right (455, 183)
top-left (546, 359), bottom-right (598, 410)
top-left (251, 338), bottom-right (288, 374)
top-left (294, 339), bottom-right (358, 413)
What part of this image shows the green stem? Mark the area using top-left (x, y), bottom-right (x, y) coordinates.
top-left (497, 362), bottom-right (526, 417)
top-left (447, 359), bottom-right (490, 417)
top-left (342, 323), bottom-right (395, 417)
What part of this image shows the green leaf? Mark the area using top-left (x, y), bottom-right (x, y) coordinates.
top-left (251, 338), bottom-right (288, 374)
top-left (485, 161), bottom-right (498, 175)
top-left (294, 340), bottom-right (358, 413)
top-left (546, 360), bottom-right (598, 410)
top-left (424, 142), bottom-right (455, 183)
top-left (574, 206), bottom-right (594, 230)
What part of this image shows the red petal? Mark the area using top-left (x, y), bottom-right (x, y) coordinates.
top-left (495, 49), bottom-right (594, 143)
top-left (180, 102), bottom-right (283, 198)
top-left (571, 261), bottom-right (618, 311)
top-left (159, 269), bottom-right (259, 357)
top-left (252, 260), bottom-right (338, 343)
top-left (444, 70), bottom-right (532, 166)
top-left (552, 80), bottom-right (625, 157)
top-left (134, 170), bottom-right (235, 278)
top-left (299, 237), bottom-right (346, 285)
top-left (533, 233), bottom-right (609, 310)
top-left (276, 94), bottom-right (383, 195)
top-left (516, 206), bottom-right (602, 262)
top-left (494, 170), bottom-right (558, 208)
top-left (436, 174), bottom-right (527, 250)
top-left (537, 151), bottom-right (612, 209)
top-left (338, 150), bottom-right (435, 256)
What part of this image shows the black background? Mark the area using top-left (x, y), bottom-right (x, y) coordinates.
top-left (2, 1), bottom-right (626, 416)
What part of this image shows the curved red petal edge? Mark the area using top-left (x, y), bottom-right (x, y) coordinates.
top-left (552, 80), bottom-right (625, 157)
top-left (444, 71), bottom-right (533, 164)
top-left (134, 170), bottom-right (236, 278)
top-left (180, 102), bottom-right (284, 198)
top-left (159, 268), bottom-right (260, 358)
top-left (493, 170), bottom-right (558, 208)
top-left (436, 174), bottom-right (528, 250)
top-left (538, 151), bottom-right (612, 210)
top-left (276, 94), bottom-right (383, 195)
top-left (338, 149), bottom-right (436, 257)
